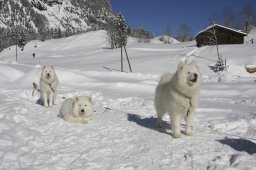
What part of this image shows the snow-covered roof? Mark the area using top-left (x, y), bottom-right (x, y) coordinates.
top-left (194, 24), bottom-right (247, 38)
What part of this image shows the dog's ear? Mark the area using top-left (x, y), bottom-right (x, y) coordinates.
top-left (51, 66), bottom-right (54, 69)
top-left (75, 96), bottom-right (79, 102)
top-left (178, 61), bottom-right (185, 70)
top-left (190, 60), bottom-right (197, 65)
top-left (88, 96), bottom-right (93, 103)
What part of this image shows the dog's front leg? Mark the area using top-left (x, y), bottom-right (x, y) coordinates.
top-left (185, 97), bottom-right (197, 136)
top-left (52, 79), bottom-right (58, 105)
top-left (42, 93), bottom-right (48, 107)
top-left (185, 110), bottom-right (194, 136)
top-left (171, 113), bottom-right (181, 138)
top-left (48, 92), bottom-right (54, 107)
top-left (53, 93), bottom-right (57, 105)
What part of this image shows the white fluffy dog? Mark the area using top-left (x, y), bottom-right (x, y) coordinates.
top-left (40, 66), bottom-right (59, 107)
top-left (154, 60), bottom-right (201, 138)
top-left (58, 96), bottom-right (93, 124)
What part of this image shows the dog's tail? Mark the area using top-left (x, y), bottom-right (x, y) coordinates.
top-left (158, 72), bottom-right (173, 85)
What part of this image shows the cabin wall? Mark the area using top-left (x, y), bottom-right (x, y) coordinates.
top-left (196, 27), bottom-right (245, 47)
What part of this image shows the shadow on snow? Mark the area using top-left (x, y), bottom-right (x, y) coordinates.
top-left (217, 137), bottom-right (256, 155)
top-left (127, 113), bottom-right (172, 136)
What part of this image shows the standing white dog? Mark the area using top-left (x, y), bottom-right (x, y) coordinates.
top-left (40, 66), bottom-right (59, 107)
top-left (154, 60), bottom-right (201, 138)
top-left (58, 96), bottom-right (93, 124)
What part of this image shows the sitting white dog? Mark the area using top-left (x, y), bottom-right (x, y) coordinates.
top-left (40, 66), bottom-right (59, 107)
top-left (58, 96), bottom-right (93, 124)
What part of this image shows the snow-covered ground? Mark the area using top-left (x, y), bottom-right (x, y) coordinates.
top-left (0, 30), bottom-right (256, 170)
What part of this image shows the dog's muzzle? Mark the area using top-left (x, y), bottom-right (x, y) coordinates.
top-left (46, 73), bottom-right (51, 79)
top-left (191, 73), bottom-right (198, 82)
top-left (79, 109), bottom-right (85, 116)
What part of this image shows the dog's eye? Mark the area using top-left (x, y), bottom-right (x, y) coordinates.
top-left (84, 105), bottom-right (87, 107)
top-left (188, 72), bottom-right (190, 74)
top-left (79, 105), bottom-right (81, 107)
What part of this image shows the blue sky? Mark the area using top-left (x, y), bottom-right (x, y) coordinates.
top-left (111, 0), bottom-right (256, 36)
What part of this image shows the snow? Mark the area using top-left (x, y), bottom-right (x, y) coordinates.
top-left (0, 30), bottom-right (256, 169)
top-left (152, 35), bottom-right (180, 44)
top-left (0, 64), bottom-right (25, 83)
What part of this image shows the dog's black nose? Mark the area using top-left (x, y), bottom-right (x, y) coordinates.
top-left (81, 109), bottom-right (85, 113)
top-left (194, 73), bottom-right (198, 80)
top-left (47, 73), bottom-right (50, 77)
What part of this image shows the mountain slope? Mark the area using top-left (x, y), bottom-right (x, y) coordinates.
top-left (0, 0), bottom-right (113, 32)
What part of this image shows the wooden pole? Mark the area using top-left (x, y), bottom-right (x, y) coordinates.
top-left (16, 35), bottom-right (18, 61)
top-left (121, 46), bottom-right (123, 72)
top-left (124, 46), bottom-right (132, 72)
top-left (15, 10), bottom-right (18, 61)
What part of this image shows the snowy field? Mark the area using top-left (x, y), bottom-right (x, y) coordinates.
top-left (0, 30), bottom-right (256, 169)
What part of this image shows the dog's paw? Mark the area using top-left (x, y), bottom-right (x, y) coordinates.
top-left (185, 131), bottom-right (193, 136)
top-left (173, 133), bottom-right (181, 138)
top-left (81, 120), bottom-right (88, 124)
top-left (185, 128), bottom-right (193, 136)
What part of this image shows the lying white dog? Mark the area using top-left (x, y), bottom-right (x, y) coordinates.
top-left (154, 60), bottom-right (201, 138)
top-left (58, 96), bottom-right (93, 124)
top-left (40, 66), bottom-right (59, 107)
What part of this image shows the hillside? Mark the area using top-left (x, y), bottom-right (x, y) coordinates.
top-left (0, 0), bottom-right (113, 31)
top-left (0, 31), bottom-right (256, 169)
top-left (152, 35), bottom-right (180, 44)
top-left (0, 0), bottom-right (118, 52)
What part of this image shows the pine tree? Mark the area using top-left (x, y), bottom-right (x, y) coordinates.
top-left (65, 27), bottom-right (73, 37)
top-left (213, 56), bottom-right (226, 72)
top-left (18, 30), bottom-right (27, 50)
top-left (114, 13), bottom-right (128, 48)
top-left (57, 27), bottom-right (62, 38)
top-left (53, 27), bottom-right (62, 39)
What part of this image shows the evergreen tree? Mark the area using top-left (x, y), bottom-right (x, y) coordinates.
top-left (106, 15), bottom-right (117, 48)
top-left (65, 27), bottom-right (73, 37)
top-left (131, 27), bottom-right (153, 43)
top-left (18, 30), bottom-right (27, 50)
top-left (53, 27), bottom-right (62, 39)
top-left (115, 13), bottom-right (128, 47)
top-left (213, 56), bottom-right (226, 72)
top-left (57, 27), bottom-right (62, 38)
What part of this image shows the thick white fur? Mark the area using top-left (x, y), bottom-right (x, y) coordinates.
top-left (40, 66), bottom-right (59, 107)
top-left (58, 96), bottom-right (93, 124)
top-left (154, 60), bottom-right (201, 138)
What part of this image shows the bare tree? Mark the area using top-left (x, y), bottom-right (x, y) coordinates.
top-left (207, 27), bottom-right (226, 73)
top-left (242, 5), bottom-right (255, 32)
top-left (176, 24), bottom-right (192, 42)
top-left (208, 27), bottom-right (220, 59)
top-left (163, 25), bottom-right (172, 44)
top-left (209, 13), bottom-right (221, 25)
top-left (223, 6), bottom-right (236, 28)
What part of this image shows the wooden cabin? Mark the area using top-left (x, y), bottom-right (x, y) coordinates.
top-left (195, 24), bottom-right (247, 47)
